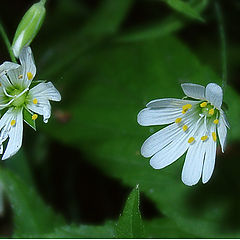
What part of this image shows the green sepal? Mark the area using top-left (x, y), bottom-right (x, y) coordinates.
top-left (23, 108), bottom-right (36, 131)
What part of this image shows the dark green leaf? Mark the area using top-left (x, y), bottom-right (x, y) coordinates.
top-left (115, 185), bottom-right (145, 238)
top-left (0, 167), bottom-right (65, 236)
top-left (18, 222), bottom-right (115, 238)
top-left (81, 0), bottom-right (134, 36)
top-left (162, 0), bottom-right (204, 21)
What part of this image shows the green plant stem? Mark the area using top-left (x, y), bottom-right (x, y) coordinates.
top-left (215, 2), bottom-right (227, 91)
top-left (0, 21), bottom-right (17, 63)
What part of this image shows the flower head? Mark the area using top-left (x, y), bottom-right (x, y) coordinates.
top-left (137, 83), bottom-right (229, 186)
top-left (0, 47), bottom-right (61, 160)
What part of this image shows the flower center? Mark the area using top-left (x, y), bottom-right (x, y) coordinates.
top-left (11, 89), bottom-right (28, 107)
top-left (200, 102), bottom-right (217, 118)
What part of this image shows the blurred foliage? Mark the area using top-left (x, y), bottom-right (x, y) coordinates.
top-left (0, 0), bottom-right (240, 238)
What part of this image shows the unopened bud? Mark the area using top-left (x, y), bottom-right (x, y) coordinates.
top-left (12, 0), bottom-right (46, 58)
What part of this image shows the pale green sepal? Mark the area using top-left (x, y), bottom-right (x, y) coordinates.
top-left (12, 0), bottom-right (46, 58)
top-left (23, 108), bottom-right (36, 131)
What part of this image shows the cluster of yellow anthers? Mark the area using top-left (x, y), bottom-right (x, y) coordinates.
top-left (174, 102), bottom-right (219, 145)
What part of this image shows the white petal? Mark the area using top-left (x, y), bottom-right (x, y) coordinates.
top-left (202, 136), bottom-right (216, 184)
top-left (2, 108), bottom-right (23, 160)
top-left (205, 83), bottom-right (223, 109)
top-left (142, 116), bottom-right (195, 157)
top-left (146, 98), bottom-right (199, 108)
top-left (0, 61), bottom-right (20, 76)
top-left (141, 123), bottom-right (180, 157)
top-left (181, 83), bottom-right (205, 100)
top-left (149, 124), bottom-right (194, 169)
top-left (181, 139), bottom-right (206, 186)
top-left (19, 47), bottom-right (36, 88)
top-left (137, 108), bottom-right (182, 126)
top-left (29, 82), bottom-right (61, 101)
top-left (27, 98), bottom-right (51, 123)
top-left (217, 114), bottom-right (227, 152)
top-left (0, 75), bottom-right (13, 89)
top-left (6, 65), bottom-right (23, 88)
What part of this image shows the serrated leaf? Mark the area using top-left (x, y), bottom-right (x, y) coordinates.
top-left (115, 185), bottom-right (145, 238)
top-left (23, 108), bottom-right (36, 130)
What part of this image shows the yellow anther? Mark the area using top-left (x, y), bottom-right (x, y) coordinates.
top-left (18, 74), bottom-right (23, 79)
top-left (212, 132), bottom-right (217, 142)
top-left (27, 72), bottom-right (33, 80)
top-left (33, 98), bottom-right (38, 104)
top-left (200, 102), bottom-right (207, 107)
top-left (175, 118), bottom-right (182, 123)
top-left (182, 125), bottom-right (188, 131)
top-left (188, 137), bottom-right (195, 144)
top-left (182, 104), bottom-right (192, 111)
top-left (32, 114), bottom-right (38, 120)
top-left (208, 108), bottom-right (214, 115)
top-left (10, 120), bottom-right (16, 126)
top-left (0, 83), bottom-right (2, 87)
top-left (201, 136), bottom-right (208, 141)
top-left (182, 109), bottom-right (187, 114)
top-left (213, 119), bottom-right (219, 124)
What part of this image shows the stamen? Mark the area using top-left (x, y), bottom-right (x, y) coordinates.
top-left (209, 108), bottom-right (214, 115)
top-left (212, 132), bottom-right (217, 142)
top-left (10, 120), bottom-right (16, 126)
top-left (200, 102), bottom-right (207, 107)
top-left (175, 118), bottom-right (182, 123)
top-left (18, 75), bottom-right (23, 79)
top-left (32, 114), bottom-right (38, 120)
top-left (182, 104), bottom-right (192, 111)
top-left (182, 125), bottom-right (188, 131)
top-left (188, 137), bottom-right (195, 144)
top-left (33, 98), bottom-right (38, 104)
top-left (201, 136), bottom-right (208, 141)
top-left (213, 119), bottom-right (219, 124)
top-left (27, 72), bottom-right (33, 80)
top-left (0, 83), bottom-right (2, 87)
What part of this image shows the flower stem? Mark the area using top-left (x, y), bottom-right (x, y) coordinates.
top-left (215, 2), bottom-right (227, 91)
top-left (0, 20), bottom-right (17, 63)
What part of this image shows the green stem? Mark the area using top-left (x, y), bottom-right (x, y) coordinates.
top-left (0, 21), bottom-right (17, 63)
top-left (215, 2), bottom-right (227, 91)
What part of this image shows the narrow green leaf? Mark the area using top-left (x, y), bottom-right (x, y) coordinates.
top-left (23, 108), bottom-right (36, 130)
top-left (162, 0), bottom-right (204, 21)
top-left (0, 167), bottom-right (65, 236)
top-left (115, 185), bottom-right (145, 238)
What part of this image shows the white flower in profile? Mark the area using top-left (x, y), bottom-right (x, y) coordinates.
top-left (137, 83), bottom-right (229, 186)
top-left (0, 47), bottom-right (61, 160)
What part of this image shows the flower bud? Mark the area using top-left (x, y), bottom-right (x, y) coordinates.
top-left (12, 0), bottom-right (46, 58)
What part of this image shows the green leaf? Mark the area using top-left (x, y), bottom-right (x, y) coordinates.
top-left (115, 185), bottom-right (145, 238)
top-left (144, 218), bottom-right (196, 238)
top-left (162, 0), bottom-right (204, 21)
top-left (0, 167), bottom-right (65, 237)
top-left (18, 222), bottom-right (115, 238)
top-left (43, 35), bottom-right (240, 238)
top-left (23, 108), bottom-right (36, 130)
top-left (81, 0), bottom-right (134, 36)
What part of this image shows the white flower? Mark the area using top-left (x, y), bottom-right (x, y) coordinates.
top-left (137, 83), bottom-right (229, 186)
top-left (0, 47), bottom-right (61, 160)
